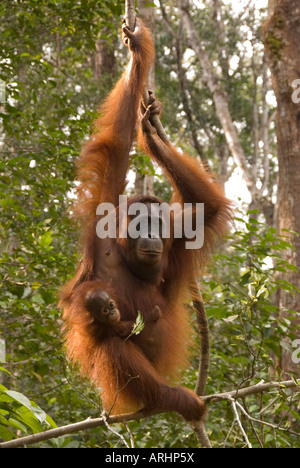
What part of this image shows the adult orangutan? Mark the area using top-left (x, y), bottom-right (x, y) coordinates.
top-left (60, 18), bottom-right (232, 421)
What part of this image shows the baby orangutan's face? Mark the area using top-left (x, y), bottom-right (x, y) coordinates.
top-left (84, 289), bottom-right (120, 324)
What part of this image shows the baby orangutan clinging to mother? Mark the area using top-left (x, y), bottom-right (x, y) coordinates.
top-left (75, 279), bottom-right (162, 340)
top-left (60, 18), bottom-right (232, 421)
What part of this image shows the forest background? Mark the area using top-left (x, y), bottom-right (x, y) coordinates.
top-left (0, 0), bottom-right (299, 448)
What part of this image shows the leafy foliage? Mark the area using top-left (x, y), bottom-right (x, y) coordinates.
top-left (0, 0), bottom-right (299, 449)
top-left (202, 211), bottom-right (300, 447)
top-left (0, 368), bottom-right (56, 441)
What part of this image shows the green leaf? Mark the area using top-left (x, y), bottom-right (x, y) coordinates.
top-left (0, 423), bottom-right (15, 441)
top-left (258, 396), bottom-right (280, 415)
top-left (4, 390), bottom-right (48, 426)
top-left (229, 283), bottom-right (248, 298)
top-left (17, 407), bottom-right (45, 433)
top-left (40, 232), bottom-right (52, 248)
top-left (130, 311), bottom-right (145, 337)
top-left (5, 390), bottom-right (32, 409)
top-left (223, 314), bottom-right (239, 323)
top-left (7, 417), bottom-right (28, 433)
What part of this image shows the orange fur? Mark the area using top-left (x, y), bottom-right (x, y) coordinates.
top-left (137, 125), bottom-right (233, 272)
top-left (75, 20), bottom-right (155, 224)
top-left (60, 19), bottom-right (232, 421)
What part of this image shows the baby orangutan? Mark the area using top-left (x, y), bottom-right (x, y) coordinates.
top-left (83, 284), bottom-right (162, 340)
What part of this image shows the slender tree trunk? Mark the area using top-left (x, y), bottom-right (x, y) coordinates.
top-left (263, 0), bottom-right (300, 375)
top-left (94, 28), bottom-right (117, 83)
top-left (212, 0), bottom-right (229, 81)
top-left (178, 0), bottom-right (255, 193)
top-left (176, 0), bottom-right (279, 224)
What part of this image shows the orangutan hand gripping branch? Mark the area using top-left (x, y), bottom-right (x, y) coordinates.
top-left (60, 19), bottom-right (232, 421)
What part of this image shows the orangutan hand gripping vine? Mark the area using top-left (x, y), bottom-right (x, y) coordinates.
top-left (60, 19), bottom-right (232, 421)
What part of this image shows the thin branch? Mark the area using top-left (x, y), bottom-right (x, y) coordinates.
top-left (125, 0), bottom-right (136, 31)
top-left (125, 0), bottom-right (167, 146)
top-left (142, 90), bottom-right (169, 144)
top-left (242, 397), bottom-right (264, 448)
top-left (203, 379), bottom-right (300, 403)
top-left (219, 392), bottom-right (300, 447)
top-left (234, 399), bottom-right (300, 438)
top-left (0, 410), bottom-right (157, 449)
top-left (190, 281), bottom-right (210, 397)
top-left (0, 379), bottom-right (298, 448)
top-left (222, 394), bottom-right (300, 441)
top-left (238, 0), bottom-right (254, 22)
top-left (123, 421), bottom-right (135, 448)
top-left (101, 411), bottom-right (130, 448)
top-left (223, 419), bottom-right (236, 448)
top-left (189, 279), bottom-right (211, 447)
top-left (230, 398), bottom-right (252, 448)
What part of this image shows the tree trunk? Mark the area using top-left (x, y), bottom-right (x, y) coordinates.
top-left (178, 0), bottom-right (255, 193)
top-left (263, 0), bottom-right (300, 375)
top-left (94, 27), bottom-right (117, 83)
